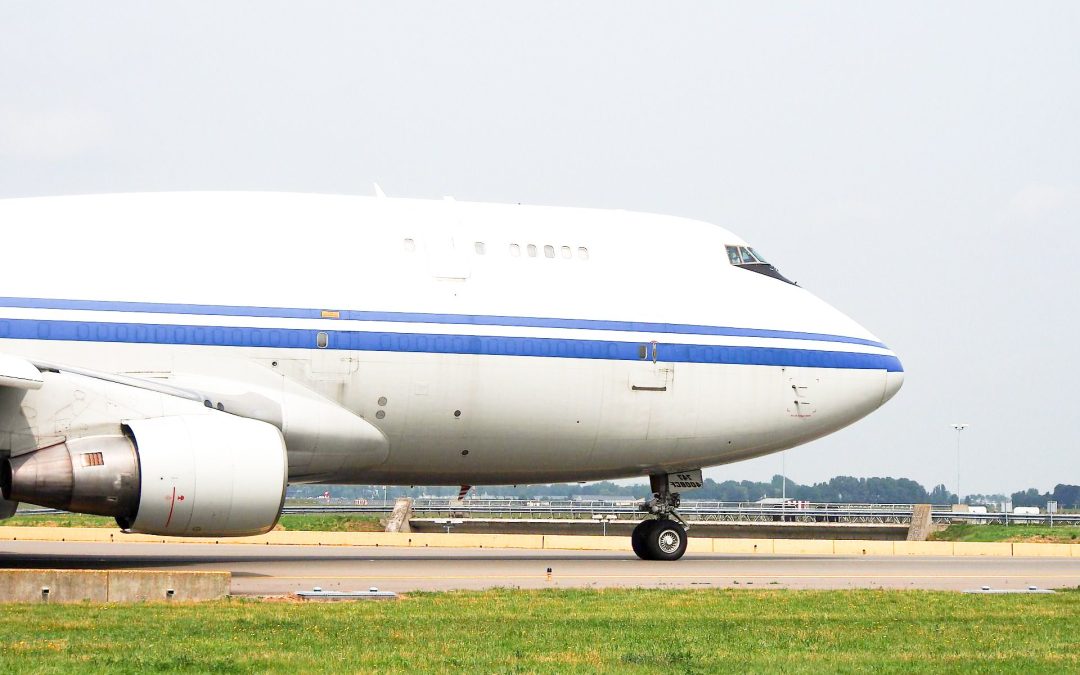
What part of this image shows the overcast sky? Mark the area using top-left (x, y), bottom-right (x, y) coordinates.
top-left (2, 2), bottom-right (1077, 495)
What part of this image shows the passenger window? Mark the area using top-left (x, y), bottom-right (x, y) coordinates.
top-left (577, 247), bottom-right (589, 260)
top-left (509, 243), bottom-right (521, 257)
top-left (560, 246), bottom-right (572, 259)
top-left (316, 332), bottom-right (329, 349)
top-left (527, 244), bottom-right (538, 257)
top-left (474, 242), bottom-right (486, 255)
top-left (404, 238), bottom-right (416, 252)
top-left (544, 245), bottom-right (555, 258)
top-left (638, 345), bottom-right (648, 360)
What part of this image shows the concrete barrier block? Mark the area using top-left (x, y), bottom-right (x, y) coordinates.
top-left (107, 570), bottom-right (229, 602)
top-left (240, 534), bottom-right (275, 545)
top-left (310, 532), bottom-right (358, 547)
top-left (906, 504), bottom-right (934, 541)
top-left (394, 532), bottom-right (544, 549)
top-left (465, 533), bottom-right (544, 549)
top-left (1071, 544), bottom-right (1080, 558)
top-left (398, 532), bottom-right (454, 548)
top-left (0, 569), bottom-right (108, 603)
top-left (1012, 543), bottom-right (1072, 557)
top-left (0, 526), bottom-right (119, 543)
top-left (952, 542), bottom-right (1014, 557)
top-left (685, 537), bottom-right (711, 554)
top-left (384, 498), bottom-right (413, 533)
top-left (362, 532), bottom-right (415, 547)
top-left (415, 533), bottom-right (466, 548)
top-left (711, 538), bottom-right (775, 554)
top-left (543, 535), bottom-right (631, 551)
top-left (119, 533), bottom-right (174, 544)
top-left (263, 531), bottom-right (331, 546)
top-left (772, 539), bottom-right (834, 555)
top-left (833, 540), bottom-right (895, 556)
top-left (304, 532), bottom-right (413, 548)
top-left (892, 541), bottom-right (954, 556)
top-left (387, 532), bottom-right (457, 548)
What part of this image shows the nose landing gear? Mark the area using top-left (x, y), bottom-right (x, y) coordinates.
top-left (632, 473), bottom-right (694, 560)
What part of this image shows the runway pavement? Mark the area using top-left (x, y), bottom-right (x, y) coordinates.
top-left (3, 540), bottom-right (1079, 594)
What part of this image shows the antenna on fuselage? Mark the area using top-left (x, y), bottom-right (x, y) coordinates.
top-left (373, 183), bottom-right (387, 198)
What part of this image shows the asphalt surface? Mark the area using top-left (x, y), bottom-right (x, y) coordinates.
top-left (4, 540), bottom-right (1079, 595)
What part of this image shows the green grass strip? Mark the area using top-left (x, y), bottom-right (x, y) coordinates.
top-left (931, 524), bottom-right (1080, 543)
top-left (1, 589), bottom-right (1077, 673)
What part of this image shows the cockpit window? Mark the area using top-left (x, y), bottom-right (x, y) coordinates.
top-left (725, 245), bottom-right (796, 285)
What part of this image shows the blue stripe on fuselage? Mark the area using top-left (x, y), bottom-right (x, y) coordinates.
top-left (0, 317), bottom-right (904, 372)
top-left (0, 296), bottom-right (888, 349)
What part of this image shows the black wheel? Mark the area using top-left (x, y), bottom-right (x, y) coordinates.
top-left (631, 520), bottom-right (653, 560)
top-left (645, 519), bottom-right (687, 561)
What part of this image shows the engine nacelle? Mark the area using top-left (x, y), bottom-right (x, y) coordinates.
top-left (0, 414), bottom-right (287, 537)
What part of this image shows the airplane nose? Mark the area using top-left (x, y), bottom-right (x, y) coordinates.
top-left (881, 355), bottom-right (904, 404)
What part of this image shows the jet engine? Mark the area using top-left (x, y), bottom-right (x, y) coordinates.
top-left (0, 414), bottom-right (287, 537)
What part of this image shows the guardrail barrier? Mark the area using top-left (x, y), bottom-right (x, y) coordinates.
top-left (16, 500), bottom-right (1078, 526)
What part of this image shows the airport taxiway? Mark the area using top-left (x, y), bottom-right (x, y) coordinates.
top-left (3, 540), bottom-right (1079, 594)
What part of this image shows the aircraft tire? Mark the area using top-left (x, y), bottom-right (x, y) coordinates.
top-left (631, 520), bottom-right (653, 560)
top-left (644, 519), bottom-right (687, 561)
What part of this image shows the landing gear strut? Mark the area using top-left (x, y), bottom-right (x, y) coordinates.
top-left (632, 474), bottom-right (690, 561)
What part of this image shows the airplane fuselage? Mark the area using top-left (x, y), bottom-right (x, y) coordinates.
top-left (0, 192), bottom-right (903, 486)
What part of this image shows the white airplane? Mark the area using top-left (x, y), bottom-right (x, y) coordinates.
top-left (0, 192), bottom-right (902, 560)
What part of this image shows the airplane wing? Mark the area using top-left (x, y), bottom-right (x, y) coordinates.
top-left (0, 349), bottom-right (388, 535)
top-left (0, 353), bottom-right (42, 518)
top-left (0, 349), bottom-right (294, 534)
top-left (0, 353), bottom-right (44, 390)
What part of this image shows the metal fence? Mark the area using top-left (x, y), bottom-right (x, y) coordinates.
top-left (276, 499), bottom-right (1080, 526)
top-left (14, 500), bottom-right (1080, 526)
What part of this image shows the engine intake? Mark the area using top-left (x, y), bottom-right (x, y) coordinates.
top-left (1, 414), bottom-right (288, 537)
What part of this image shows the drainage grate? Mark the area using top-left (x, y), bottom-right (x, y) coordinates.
top-left (296, 587), bottom-right (398, 601)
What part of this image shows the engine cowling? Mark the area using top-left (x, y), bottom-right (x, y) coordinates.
top-left (0, 414), bottom-right (287, 537)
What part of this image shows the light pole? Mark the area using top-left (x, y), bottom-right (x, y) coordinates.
top-left (951, 424), bottom-right (969, 505)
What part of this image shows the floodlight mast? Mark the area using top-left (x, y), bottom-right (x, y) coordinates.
top-left (951, 424), bottom-right (969, 505)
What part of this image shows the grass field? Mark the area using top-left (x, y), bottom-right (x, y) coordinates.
top-left (277, 514), bottom-right (383, 532)
top-left (931, 523), bottom-right (1080, 543)
top-left (2, 513), bottom-right (113, 528)
top-left (1, 589), bottom-right (1077, 673)
top-left (2, 513), bottom-right (384, 532)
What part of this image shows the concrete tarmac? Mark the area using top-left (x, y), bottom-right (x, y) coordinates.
top-left (3, 540), bottom-right (1079, 595)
